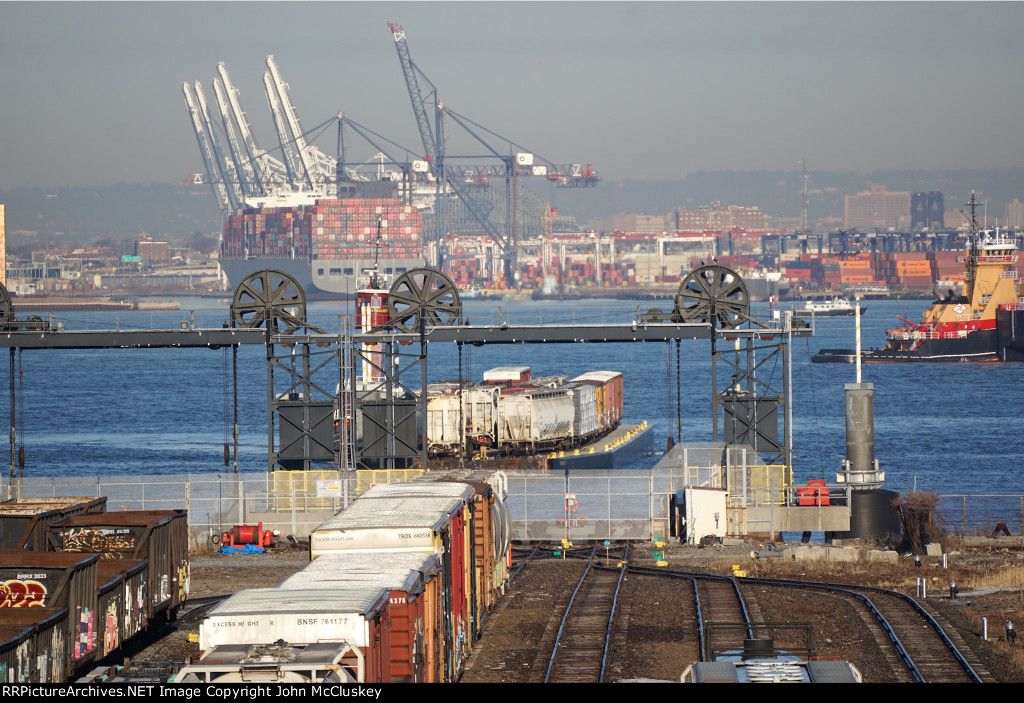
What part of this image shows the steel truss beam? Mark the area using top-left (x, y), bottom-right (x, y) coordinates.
top-left (267, 340), bottom-right (345, 472)
top-left (349, 337), bottom-right (428, 471)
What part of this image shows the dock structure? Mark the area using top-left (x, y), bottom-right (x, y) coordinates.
top-left (0, 267), bottom-right (815, 526)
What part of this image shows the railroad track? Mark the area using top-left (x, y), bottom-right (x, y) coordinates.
top-left (625, 564), bottom-right (985, 683)
top-left (542, 545), bottom-right (629, 683)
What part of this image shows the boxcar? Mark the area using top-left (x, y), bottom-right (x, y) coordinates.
top-left (200, 588), bottom-right (392, 684)
top-left (281, 552), bottom-right (442, 683)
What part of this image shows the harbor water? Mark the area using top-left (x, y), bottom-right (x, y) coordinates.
top-left (1, 295), bottom-right (1022, 516)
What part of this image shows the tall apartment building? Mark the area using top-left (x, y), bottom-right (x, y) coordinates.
top-left (674, 202), bottom-right (765, 232)
top-left (843, 185), bottom-right (909, 229)
top-left (0, 204), bottom-right (5, 286)
top-left (844, 186), bottom-right (911, 230)
top-left (135, 234), bottom-right (169, 264)
top-left (1007, 199), bottom-right (1024, 230)
top-left (911, 191), bottom-right (944, 230)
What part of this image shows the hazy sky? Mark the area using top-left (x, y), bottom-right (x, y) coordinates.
top-left (1, 1), bottom-right (1022, 191)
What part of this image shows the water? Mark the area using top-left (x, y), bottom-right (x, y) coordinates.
top-left (1, 296), bottom-right (1021, 503)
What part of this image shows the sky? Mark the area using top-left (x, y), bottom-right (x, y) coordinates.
top-left (1, 1), bottom-right (1022, 191)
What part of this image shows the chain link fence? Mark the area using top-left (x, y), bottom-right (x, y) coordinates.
top-left (936, 494), bottom-right (1024, 537)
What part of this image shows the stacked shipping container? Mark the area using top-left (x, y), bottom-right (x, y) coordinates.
top-left (222, 197), bottom-right (424, 263)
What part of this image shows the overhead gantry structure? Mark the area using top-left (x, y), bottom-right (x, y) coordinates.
top-left (0, 266), bottom-right (811, 481)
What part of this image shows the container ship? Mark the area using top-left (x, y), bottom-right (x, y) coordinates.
top-left (219, 183), bottom-right (427, 299)
top-left (813, 197), bottom-right (1024, 363)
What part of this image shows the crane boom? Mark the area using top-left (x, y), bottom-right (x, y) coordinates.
top-left (388, 23), bottom-right (440, 164)
top-left (182, 82), bottom-right (232, 215)
top-left (192, 81), bottom-right (240, 211)
top-left (217, 61), bottom-right (281, 193)
top-left (266, 55), bottom-right (320, 191)
top-left (213, 76), bottom-right (258, 197)
top-left (263, 71), bottom-right (301, 186)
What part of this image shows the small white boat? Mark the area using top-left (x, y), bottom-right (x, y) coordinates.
top-left (803, 296), bottom-right (864, 317)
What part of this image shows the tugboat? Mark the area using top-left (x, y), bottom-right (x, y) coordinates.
top-left (813, 193), bottom-right (1024, 363)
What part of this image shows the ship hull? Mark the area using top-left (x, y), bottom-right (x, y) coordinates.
top-left (220, 255), bottom-right (425, 300)
top-left (813, 307), bottom-right (1024, 363)
top-left (812, 328), bottom-right (1001, 363)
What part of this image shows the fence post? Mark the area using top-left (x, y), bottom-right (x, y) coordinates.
top-left (963, 496), bottom-right (967, 537)
top-left (291, 481), bottom-right (297, 538)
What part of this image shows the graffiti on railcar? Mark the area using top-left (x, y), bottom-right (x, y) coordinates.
top-left (59, 527), bottom-right (137, 554)
top-left (0, 578), bottom-right (47, 607)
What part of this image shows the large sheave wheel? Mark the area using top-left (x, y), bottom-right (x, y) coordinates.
top-left (387, 268), bottom-right (462, 333)
top-left (675, 265), bottom-right (750, 329)
top-left (231, 269), bottom-right (308, 333)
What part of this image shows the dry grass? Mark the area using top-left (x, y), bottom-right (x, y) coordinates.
top-left (963, 564), bottom-right (1024, 590)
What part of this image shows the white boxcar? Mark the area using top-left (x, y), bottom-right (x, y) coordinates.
top-left (496, 389), bottom-right (576, 449)
top-left (309, 496), bottom-right (458, 557)
top-left (199, 587), bottom-right (389, 651)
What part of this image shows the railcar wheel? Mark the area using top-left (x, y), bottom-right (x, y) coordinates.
top-left (674, 265), bottom-right (750, 329)
top-left (230, 269), bottom-right (308, 333)
top-left (387, 268), bottom-right (462, 333)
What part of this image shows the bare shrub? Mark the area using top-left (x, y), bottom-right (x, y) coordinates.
top-left (896, 492), bottom-right (945, 553)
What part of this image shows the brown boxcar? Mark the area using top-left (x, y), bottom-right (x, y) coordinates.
top-left (0, 497), bottom-right (106, 551)
top-left (0, 550), bottom-right (100, 667)
top-left (47, 510), bottom-right (188, 620)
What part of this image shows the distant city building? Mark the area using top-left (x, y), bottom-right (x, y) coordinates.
top-left (135, 234), bottom-right (169, 264)
top-left (673, 202), bottom-right (765, 232)
top-left (592, 212), bottom-right (666, 234)
top-left (844, 186), bottom-right (911, 230)
top-left (0, 204), bottom-right (5, 286)
top-left (1007, 199), bottom-right (1024, 230)
top-left (911, 191), bottom-right (944, 230)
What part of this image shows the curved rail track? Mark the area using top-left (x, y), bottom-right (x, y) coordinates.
top-left (625, 563), bottom-right (985, 683)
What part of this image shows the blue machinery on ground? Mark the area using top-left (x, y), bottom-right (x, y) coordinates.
top-left (0, 265), bottom-right (812, 485)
